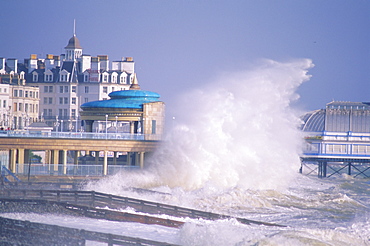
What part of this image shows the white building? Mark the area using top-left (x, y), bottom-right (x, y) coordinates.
top-left (0, 71), bottom-right (39, 130)
top-left (22, 33), bottom-right (135, 130)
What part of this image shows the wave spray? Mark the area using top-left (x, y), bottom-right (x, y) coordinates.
top-left (86, 59), bottom-right (313, 193)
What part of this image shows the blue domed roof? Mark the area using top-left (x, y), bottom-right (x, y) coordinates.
top-left (109, 90), bottom-right (160, 100)
top-left (81, 89), bottom-right (161, 109)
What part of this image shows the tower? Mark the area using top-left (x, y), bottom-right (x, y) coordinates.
top-left (64, 21), bottom-right (82, 61)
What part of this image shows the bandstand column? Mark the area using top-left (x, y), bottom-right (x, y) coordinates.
top-left (52, 150), bottom-right (59, 174)
top-left (74, 151), bottom-right (80, 165)
top-left (127, 152), bottom-right (131, 166)
top-left (9, 149), bottom-right (17, 173)
top-left (113, 151), bottom-right (117, 165)
top-left (139, 152), bottom-right (144, 169)
top-left (103, 151), bottom-right (108, 175)
top-left (18, 148), bottom-right (25, 174)
top-left (62, 150), bottom-right (67, 175)
top-left (95, 151), bottom-right (99, 165)
top-left (130, 122), bottom-right (135, 134)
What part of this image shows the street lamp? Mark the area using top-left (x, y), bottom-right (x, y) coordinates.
top-left (105, 114), bottom-right (108, 137)
top-left (75, 114), bottom-right (78, 133)
top-left (55, 116), bottom-right (59, 134)
top-left (115, 116), bottom-right (118, 135)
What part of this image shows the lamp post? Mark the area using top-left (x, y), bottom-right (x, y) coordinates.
top-left (55, 116), bottom-right (59, 134)
top-left (75, 115), bottom-right (78, 133)
top-left (115, 116), bottom-right (118, 135)
top-left (105, 114), bottom-right (108, 138)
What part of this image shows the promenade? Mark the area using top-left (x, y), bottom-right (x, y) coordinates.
top-left (0, 130), bottom-right (161, 176)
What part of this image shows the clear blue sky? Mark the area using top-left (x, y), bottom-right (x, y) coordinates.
top-left (1, 0), bottom-right (369, 117)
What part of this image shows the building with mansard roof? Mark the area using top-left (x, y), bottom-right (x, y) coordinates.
top-left (1, 32), bottom-right (137, 131)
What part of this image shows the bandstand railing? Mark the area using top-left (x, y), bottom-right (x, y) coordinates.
top-left (0, 130), bottom-right (161, 140)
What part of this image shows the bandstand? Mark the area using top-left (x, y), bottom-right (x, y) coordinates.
top-left (0, 76), bottom-right (165, 178)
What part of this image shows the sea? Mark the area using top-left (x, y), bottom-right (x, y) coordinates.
top-left (2, 59), bottom-right (370, 245)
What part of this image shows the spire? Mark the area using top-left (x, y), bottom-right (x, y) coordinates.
top-left (73, 19), bottom-right (76, 36)
top-left (129, 73), bottom-right (141, 90)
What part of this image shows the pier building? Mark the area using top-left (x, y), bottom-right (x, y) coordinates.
top-left (301, 101), bottom-right (370, 178)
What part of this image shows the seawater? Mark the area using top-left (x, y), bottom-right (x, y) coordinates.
top-left (85, 59), bottom-right (370, 245)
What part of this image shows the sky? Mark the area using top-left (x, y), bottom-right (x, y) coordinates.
top-left (0, 0), bottom-right (369, 119)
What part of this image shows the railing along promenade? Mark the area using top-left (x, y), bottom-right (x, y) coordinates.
top-left (0, 216), bottom-right (178, 246)
top-left (0, 189), bottom-right (285, 228)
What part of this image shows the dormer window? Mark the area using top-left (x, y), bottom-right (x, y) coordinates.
top-left (111, 72), bottom-right (117, 83)
top-left (60, 74), bottom-right (67, 81)
top-left (101, 72), bottom-right (108, 82)
top-left (32, 72), bottom-right (38, 82)
top-left (119, 75), bottom-right (126, 84)
top-left (59, 69), bottom-right (70, 82)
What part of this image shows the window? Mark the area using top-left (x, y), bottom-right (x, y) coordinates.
top-left (49, 86), bottom-right (53, 93)
top-left (48, 109), bottom-right (52, 116)
top-left (45, 74), bottom-right (53, 82)
top-left (48, 97), bottom-right (53, 104)
top-left (103, 87), bottom-right (108, 93)
top-left (3, 100), bottom-right (6, 108)
top-left (112, 87), bottom-right (115, 92)
top-left (60, 86), bottom-right (64, 93)
top-left (152, 120), bottom-right (157, 134)
top-left (44, 86), bottom-right (48, 93)
top-left (64, 97), bottom-right (68, 104)
top-left (84, 98), bottom-right (88, 103)
top-left (63, 109), bottom-right (67, 116)
top-left (14, 90), bottom-right (18, 97)
top-left (33, 74), bottom-right (38, 82)
top-left (25, 104), bottom-right (28, 112)
top-left (60, 74), bottom-right (68, 82)
top-left (59, 97), bottom-right (63, 104)
top-left (72, 86), bottom-right (76, 93)
top-left (18, 103), bottom-right (23, 111)
top-left (85, 86), bottom-right (89, 93)
top-left (103, 74), bottom-right (108, 82)
top-left (84, 74), bottom-right (89, 82)
top-left (72, 97), bottom-right (76, 105)
top-left (19, 90), bottom-right (23, 97)
top-left (29, 91), bottom-right (33, 98)
top-left (64, 86), bottom-right (69, 93)
top-left (36, 92), bottom-right (38, 98)
top-left (25, 91), bottom-right (28, 97)
top-left (44, 97), bottom-right (48, 104)
top-left (43, 109), bottom-right (48, 116)
top-left (59, 109), bottom-right (63, 117)
top-left (72, 109), bottom-right (76, 117)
